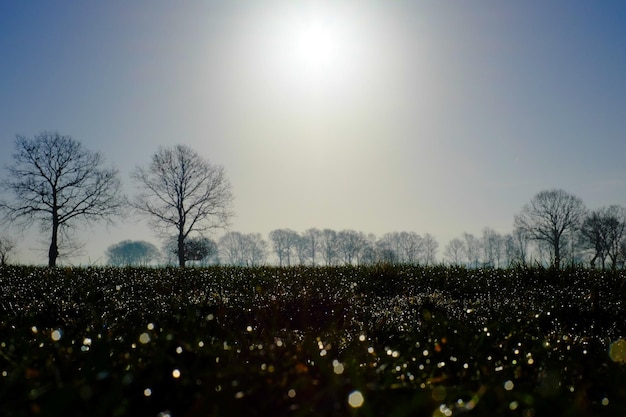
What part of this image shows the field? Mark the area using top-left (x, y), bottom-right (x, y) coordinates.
top-left (1, 265), bottom-right (626, 417)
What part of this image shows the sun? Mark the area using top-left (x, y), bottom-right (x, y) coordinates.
top-left (294, 19), bottom-right (339, 72)
top-left (258, 3), bottom-right (367, 93)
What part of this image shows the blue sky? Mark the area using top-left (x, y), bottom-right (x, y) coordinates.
top-left (1, 1), bottom-right (625, 264)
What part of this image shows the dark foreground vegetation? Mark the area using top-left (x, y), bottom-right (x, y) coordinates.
top-left (1, 265), bottom-right (626, 417)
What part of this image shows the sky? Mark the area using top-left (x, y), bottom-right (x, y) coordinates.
top-left (1, 1), bottom-right (625, 265)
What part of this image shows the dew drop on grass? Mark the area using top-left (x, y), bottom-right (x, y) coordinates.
top-left (333, 360), bottom-right (344, 375)
top-left (609, 339), bottom-right (626, 363)
top-left (348, 390), bottom-right (364, 408)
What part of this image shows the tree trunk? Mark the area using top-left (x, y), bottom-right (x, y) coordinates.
top-left (49, 215), bottom-right (59, 267)
top-left (178, 233), bottom-right (186, 267)
top-left (553, 242), bottom-right (560, 269)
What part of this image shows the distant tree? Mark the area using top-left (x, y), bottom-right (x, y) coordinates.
top-left (360, 242), bottom-right (378, 265)
top-left (268, 229), bottom-right (300, 266)
top-left (336, 229), bottom-right (367, 265)
top-left (580, 205), bottom-right (626, 269)
top-left (131, 145), bottom-right (233, 267)
top-left (422, 233), bottom-right (439, 265)
top-left (463, 232), bottom-right (482, 268)
top-left (514, 189), bottom-right (587, 269)
top-left (165, 235), bottom-right (217, 266)
top-left (444, 238), bottom-right (465, 266)
top-left (319, 229), bottom-right (339, 266)
top-left (0, 132), bottom-right (124, 267)
top-left (0, 235), bottom-right (17, 266)
top-left (503, 228), bottom-right (530, 267)
top-left (376, 233), bottom-right (400, 264)
top-left (219, 232), bottom-right (267, 266)
top-left (245, 233), bottom-right (268, 266)
top-left (302, 228), bottom-right (322, 265)
top-left (218, 231), bottom-right (246, 265)
top-left (293, 233), bottom-right (310, 265)
top-left (397, 232), bottom-right (424, 264)
top-left (106, 240), bottom-right (160, 266)
top-left (481, 228), bottom-right (503, 268)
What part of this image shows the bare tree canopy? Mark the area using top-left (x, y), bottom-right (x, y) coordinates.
top-left (0, 235), bottom-right (17, 266)
top-left (131, 145), bottom-right (233, 267)
top-left (514, 189), bottom-right (587, 269)
top-left (580, 205), bottom-right (626, 269)
top-left (0, 132), bottom-right (124, 267)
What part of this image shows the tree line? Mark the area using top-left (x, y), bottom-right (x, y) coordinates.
top-left (1, 132), bottom-right (626, 269)
top-left (103, 229), bottom-right (440, 267)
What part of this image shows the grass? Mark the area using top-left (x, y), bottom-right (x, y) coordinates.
top-left (1, 264), bottom-right (626, 416)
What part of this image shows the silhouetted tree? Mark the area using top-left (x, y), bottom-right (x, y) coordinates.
top-left (504, 228), bottom-right (530, 267)
top-left (268, 229), bottom-right (300, 266)
top-left (320, 229), bottom-right (339, 266)
top-left (165, 235), bottom-right (217, 266)
top-left (463, 232), bottom-right (481, 268)
top-left (0, 235), bottom-right (17, 266)
top-left (0, 132), bottom-right (124, 267)
top-left (106, 240), bottom-right (160, 266)
top-left (219, 231), bottom-right (267, 266)
top-left (580, 205), bottom-right (626, 269)
top-left (444, 238), bottom-right (465, 265)
top-left (481, 228), bottom-right (503, 268)
top-left (303, 228), bottom-right (322, 265)
top-left (422, 233), bottom-right (439, 265)
top-left (397, 231), bottom-right (424, 264)
top-left (376, 233), bottom-right (400, 264)
top-left (131, 145), bottom-right (233, 267)
top-left (514, 189), bottom-right (587, 269)
top-left (336, 229), bottom-right (367, 264)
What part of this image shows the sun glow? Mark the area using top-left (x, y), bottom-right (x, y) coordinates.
top-left (294, 19), bottom-right (341, 73)
top-left (275, 4), bottom-right (364, 88)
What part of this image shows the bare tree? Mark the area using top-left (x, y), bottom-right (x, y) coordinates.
top-left (319, 229), bottom-right (339, 266)
top-left (463, 232), bottom-right (482, 268)
top-left (444, 238), bottom-right (465, 266)
top-left (0, 132), bottom-right (124, 267)
top-left (481, 228), bottom-right (503, 268)
top-left (580, 205), bottom-right (626, 269)
top-left (504, 228), bottom-right (530, 267)
top-left (336, 229), bottom-right (367, 265)
top-left (422, 233), bottom-right (439, 265)
top-left (514, 189), bottom-right (587, 269)
top-left (219, 231), bottom-right (267, 266)
top-left (131, 145), bottom-right (233, 267)
top-left (0, 235), bottom-right (17, 266)
top-left (303, 228), bottom-right (322, 265)
top-left (398, 232), bottom-right (424, 264)
top-left (245, 233), bottom-right (268, 266)
top-left (219, 231), bottom-right (248, 265)
top-left (376, 233), bottom-right (401, 264)
top-left (268, 229), bottom-right (300, 266)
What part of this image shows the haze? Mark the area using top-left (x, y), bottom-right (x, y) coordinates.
top-left (1, 1), bottom-right (625, 264)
